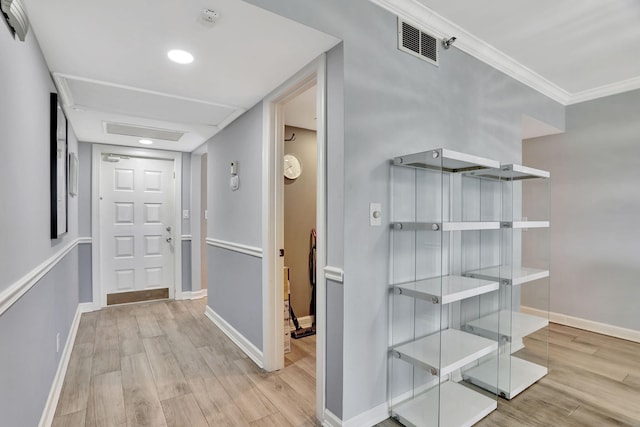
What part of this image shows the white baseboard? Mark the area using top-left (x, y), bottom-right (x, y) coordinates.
top-left (38, 305), bottom-right (83, 427)
top-left (341, 402), bottom-right (389, 427)
top-left (521, 306), bottom-right (640, 343)
top-left (204, 306), bottom-right (263, 368)
top-left (177, 289), bottom-right (208, 301)
top-left (78, 302), bottom-right (96, 313)
top-left (323, 409), bottom-right (343, 427)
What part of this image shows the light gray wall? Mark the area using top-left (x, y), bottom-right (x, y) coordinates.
top-left (206, 102), bottom-right (263, 348)
top-left (523, 89), bottom-right (640, 331)
top-left (78, 243), bottom-right (92, 303)
top-left (207, 103), bottom-right (263, 246)
top-left (78, 142), bottom-right (92, 237)
top-left (326, 279), bottom-right (344, 418)
top-left (246, 0), bottom-right (565, 420)
top-left (0, 247), bottom-right (79, 427)
top-left (0, 26), bottom-right (80, 426)
top-left (208, 245), bottom-right (263, 349)
top-left (0, 27), bottom-right (79, 292)
top-left (182, 240), bottom-right (192, 292)
top-left (182, 152), bottom-right (191, 235)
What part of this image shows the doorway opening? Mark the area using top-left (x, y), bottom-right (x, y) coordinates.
top-left (91, 144), bottom-right (183, 309)
top-left (262, 55), bottom-right (327, 421)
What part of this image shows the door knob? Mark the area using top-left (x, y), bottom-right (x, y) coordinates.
top-left (166, 237), bottom-right (173, 243)
top-left (166, 226), bottom-right (172, 232)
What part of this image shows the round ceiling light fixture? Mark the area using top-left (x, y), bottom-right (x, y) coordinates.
top-left (139, 139), bottom-right (153, 145)
top-left (167, 49), bottom-right (194, 64)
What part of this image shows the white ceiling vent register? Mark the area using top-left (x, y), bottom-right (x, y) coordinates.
top-left (104, 122), bottom-right (185, 142)
top-left (1, 0), bottom-right (29, 41)
top-left (398, 18), bottom-right (438, 66)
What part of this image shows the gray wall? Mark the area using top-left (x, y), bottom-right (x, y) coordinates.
top-left (523, 89), bottom-right (640, 331)
top-left (206, 102), bottom-right (264, 349)
top-left (182, 240), bottom-right (192, 292)
top-left (284, 126), bottom-right (317, 317)
top-left (0, 27), bottom-right (80, 426)
top-left (246, 0), bottom-right (565, 420)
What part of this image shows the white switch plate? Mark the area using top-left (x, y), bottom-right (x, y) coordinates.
top-left (183, 210), bottom-right (189, 219)
top-left (370, 202), bottom-right (382, 226)
top-left (204, 210), bottom-right (208, 220)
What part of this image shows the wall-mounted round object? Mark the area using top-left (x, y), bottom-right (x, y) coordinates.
top-left (283, 154), bottom-right (302, 179)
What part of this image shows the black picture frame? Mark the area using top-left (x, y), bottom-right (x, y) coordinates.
top-left (50, 93), bottom-right (68, 239)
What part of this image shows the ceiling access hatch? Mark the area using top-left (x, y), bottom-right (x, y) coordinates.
top-left (104, 122), bottom-right (185, 141)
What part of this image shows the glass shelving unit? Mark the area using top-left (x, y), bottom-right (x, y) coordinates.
top-left (388, 149), bottom-right (502, 426)
top-left (463, 164), bottom-right (550, 399)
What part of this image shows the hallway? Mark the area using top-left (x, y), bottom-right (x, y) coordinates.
top-left (52, 299), bottom-right (317, 427)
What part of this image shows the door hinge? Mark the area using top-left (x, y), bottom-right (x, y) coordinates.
top-left (279, 249), bottom-right (285, 257)
top-left (173, 171), bottom-right (176, 179)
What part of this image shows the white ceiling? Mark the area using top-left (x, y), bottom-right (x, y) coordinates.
top-left (24, 0), bottom-right (339, 151)
top-left (284, 85), bottom-right (317, 131)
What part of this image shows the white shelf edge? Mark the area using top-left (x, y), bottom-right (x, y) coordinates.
top-left (465, 266), bottom-right (549, 286)
top-left (391, 221), bottom-right (500, 231)
top-left (508, 221), bottom-right (550, 229)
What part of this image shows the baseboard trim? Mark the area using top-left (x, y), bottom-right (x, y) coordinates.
top-left (521, 306), bottom-right (640, 343)
top-left (204, 306), bottom-right (263, 368)
top-left (323, 409), bottom-right (343, 427)
top-left (0, 238), bottom-right (82, 317)
top-left (180, 289), bottom-right (208, 300)
top-left (38, 305), bottom-right (83, 427)
top-left (341, 401), bottom-right (389, 427)
top-left (78, 302), bottom-right (96, 313)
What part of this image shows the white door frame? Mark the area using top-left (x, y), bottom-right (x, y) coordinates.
top-left (262, 54), bottom-right (327, 421)
top-left (91, 144), bottom-right (183, 310)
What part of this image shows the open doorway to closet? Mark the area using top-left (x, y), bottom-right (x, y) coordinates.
top-left (282, 84), bottom-right (318, 378)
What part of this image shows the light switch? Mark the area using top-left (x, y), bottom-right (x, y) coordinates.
top-left (370, 202), bottom-right (382, 226)
top-left (183, 210), bottom-right (189, 219)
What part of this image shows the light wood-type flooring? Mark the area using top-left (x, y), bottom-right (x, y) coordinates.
top-left (52, 299), bottom-right (318, 427)
top-left (54, 299), bottom-right (640, 427)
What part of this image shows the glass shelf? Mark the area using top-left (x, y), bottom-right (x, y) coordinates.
top-left (394, 276), bottom-right (499, 305)
top-left (464, 310), bottom-right (548, 341)
top-left (465, 266), bottom-right (549, 286)
top-left (393, 329), bottom-right (498, 377)
top-left (391, 221), bottom-right (500, 231)
top-left (463, 356), bottom-right (548, 400)
top-left (392, 381), bottom-right (497, 427)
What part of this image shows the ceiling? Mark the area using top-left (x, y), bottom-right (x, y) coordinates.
top-left (284, 85), bottom-right (317, 131)
top-left (374, 0), bottom-right (640, 104)
top-left (23, 0), bottom-right (640, 149)
top-left (24, 0), bottom-right (339, 151)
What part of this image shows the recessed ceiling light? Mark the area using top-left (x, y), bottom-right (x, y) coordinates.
top-left (167, 49), bottom-right (194, 64)
top-left (139, 139), bottom-right (153, 145)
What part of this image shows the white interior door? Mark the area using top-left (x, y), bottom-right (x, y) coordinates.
top-left (99, 154), bottom-right (175, 302)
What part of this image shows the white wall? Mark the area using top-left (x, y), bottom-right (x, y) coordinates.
top-left (524, 89), bottom-right (640, 332)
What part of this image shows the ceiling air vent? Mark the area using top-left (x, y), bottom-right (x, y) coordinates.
top-left (104, 122), bottom-right (185, 142)
top-left (398, 18), bottom-right (438, 66)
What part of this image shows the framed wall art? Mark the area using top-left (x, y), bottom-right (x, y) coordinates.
top-left (50, 92), bottom-right (68, 238)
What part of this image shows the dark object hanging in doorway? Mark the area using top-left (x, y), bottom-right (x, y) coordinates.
top-left (291, 228), bottom-right (317, 339)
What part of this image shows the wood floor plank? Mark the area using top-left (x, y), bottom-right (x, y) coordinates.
top-left (143, 337), bottom-right (190, 401)
top-left (117, 313), bottom-right (145, 357)
top-left (92, 317), bottom-right (120, 376)
top-left (161, 393), bottom-right (208, 427)
top-left (55, 351), bottom-right (92, 416)
top-left (249, 412), bottom-right (295, 427)
top-left (121, 352), bottom-right (167, 427)
top-left (188, 376), bottom-right (251, 427)
top-left (136, 314), bottom-right (164, 338)
top-left (85, 371), bottom-right (126, 427)
top-left (160, 318), bottom-right (215, 379)
top-left (236, 358), bottom-right (316, 426)
top-left (277, 363), bottom-right (315, 404)
top-left (51, 410), bottom-right (86, 427)
top-left (199, 346), bottom-right (277, 422)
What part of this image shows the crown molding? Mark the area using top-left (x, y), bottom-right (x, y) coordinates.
top-left (568, 75), bottom-right (640, 105)
top-left (370, 0), bottom-right (640, 106)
